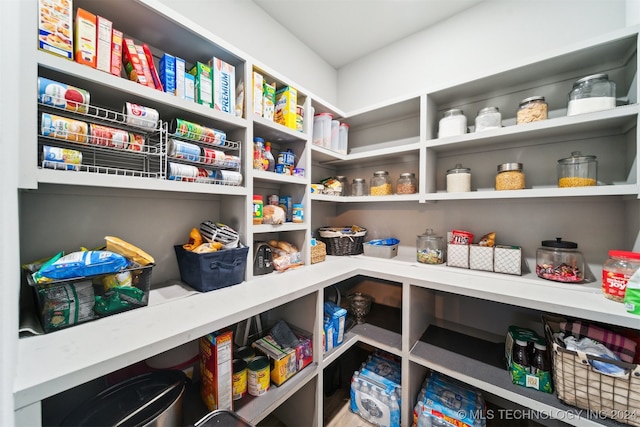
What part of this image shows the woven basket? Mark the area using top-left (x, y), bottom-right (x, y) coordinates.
top-left (543, 314), bottom-right (640, 426)
top-left (318, 226), bottom-right (367, 256)
top-left (310, 241), bottom-right (326, 264)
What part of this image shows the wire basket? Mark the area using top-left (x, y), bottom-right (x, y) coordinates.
top-left (310, 241), bottom-right (326, 264)
top-left (318, 226), bottom-right (367, 256)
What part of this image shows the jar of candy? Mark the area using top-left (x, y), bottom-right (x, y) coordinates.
top-left (567, 73), bottom-right (616, 116)
top-left (438, 109), bottom-right (467, 138)
top-left (516, 96), bottom-right (548, 124)
top-left (351, 178), bottom-right (367, 196)
top-left (396, 172), bottom-right (417, 194)
top-left (495, 163), bottom-right (525, 190)
top-left (475, 107), bottom-right (501, 132)
top-left (536, 238), bottom-right (585, 283)
top-left (602, 250), bottom-right (640, 302)
top-left (417, 229), bottom-right (445, 264)
top-left (370, 171), bottom-right (392, 196)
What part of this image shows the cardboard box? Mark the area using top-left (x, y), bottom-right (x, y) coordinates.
top-left (274, 86), bottom-right (297, 129)
top-left (469, 244), bottom-right (493, 272)
top-left (38, 0), bottom-right (73, 60)
top-left (122, 39), bottom-right (150, 87)
top-left (252, 71), bottom-right (264, 116)
top-left (142, 44), bottom-right (163, 90)
top-left (135, 44), bottom-right (157, 89)
top-left (324, 301), bottom-right (347, 349)
top-left (159, 53), bottom-right (176, 95)
top-left (251, 329), bottom-right (312, 386)
top-left (188, 62), bottom-right (213, 108)
top-left (200, 329), bottom-right (234, 411)
top-left (494, 245), bottom-right (522, 275)
top-left (175, 57), bottom-right (186, 99)
top-left (185, 73), bottom-right (195, 102)
top-left (447, 243), bottom-right (469, 268)
top-left (210, 57), bottom-right (235, 114)
top-left (74, 8), bottom-right (96, 67)
top-left (504, 326), bottom-right (553, 393)
top-left (262, 82), bottom-right (276, 120)
top-left (95, 16), bottom-right (112, 72)
top-left (110, 29), bottom-right (123, 77)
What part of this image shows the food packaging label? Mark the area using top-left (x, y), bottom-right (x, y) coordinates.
top-left (274, 86), bottom-right (297, 129)
top-left (188, 62), bottom-right (213, 108)
top-left (252, 71), bottom-right (264, 116)
top-left (159, 53), bottom-right (176, 95)
top-left (175, 57), bottom-right (186, 99)
top-left (124, 102), bottom-right (159, 130)
top-left (200, 330), bottom-right (233, 411)
top-left (41, 113), bottom-right (88, 143)
top-left (134, 44), bottom-right (157, 89)
top-left (210, 57), bottom-right (235, 114)
top-left (38, 0), bottom-right (73, 60)
top-left (263, 82), bottom-right (276, 120)
top-left (42, 145), bottom-right (82, 170)
top-left (185, 73), bottom-right (195, 102)
top-left (74, 8), bottom-right (97, 67)
top-left (90, 123), bottom-right (129, 148)
top-left (38, 77), bottom-right (90, 114)
top-left (110, 29), bottom-right (123, 77)
top-left (142, 44), bottom-right (163, 90)
top-left (122, 39), bottom-right (149, 86)
top-left (96, 16), bottom-right (112, 72)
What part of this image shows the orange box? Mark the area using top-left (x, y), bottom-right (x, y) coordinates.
top-left (122, 39), bottom-right (151, 87)
top-left (74, 8), bottom-right (97, 67)
top-left (110, 29), bottom-right (123, 77)
top-left (95, 16), bottom-right (112, 73)
top-left (200, 329), bottom-right (233, 412)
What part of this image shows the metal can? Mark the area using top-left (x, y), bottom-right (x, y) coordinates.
top-left (202, 147), bottom-right (225, 166)
top-left (41, 113), bottom-right (88, 143)
top-left (268, 195), bottom-right (279, 206)
top-left (247, 356), bottom-right (270, 396)
top-left (90, 124), bottom-right (129, 148)
top-left (232, 359), bottom-right (247, 400)
top-left (38, 77), bottom-right (90, 114)
top-left (233, 346), bottom-right (255, 362)
top-left (168, 139), bottom-right (200, 161)
top-left (199, 126), bottom-right (226, 146)
top-left (171, 118), bottom-right (203, 141)
top-left (42, 145), bottom-right (82, 171)
top-left (217, 170), bottom-right (243, 185)
top-left (168, 162), bottom-right (198, 181)
top-left (123, 102), bottom-right (159, 130)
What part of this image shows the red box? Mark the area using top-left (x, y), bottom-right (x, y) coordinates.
top-left (110, 29), bottom-right (123, 77)
top-left (200, 330), bottom-right (233, 412)
top-left (123, 39), bottom-right (151, 87)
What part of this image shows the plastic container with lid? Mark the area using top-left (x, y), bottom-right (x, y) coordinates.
top-left (516, 96), bottom-right (548, 124)
top-left (602, 250), bottom-right (640, 302)
top-left (495, 163), bottom-right (524, 190)
top-left (446, 164), bottom-right (471, 192)
top-left (292, 203), bottom-right (304, 223)
top-left (557, 151), bottom-right (597, 187)
top-left (370, 171), bottom-right (392, 196)
top-left (438, 109), bottom-right (467, 138)
top-left (475, 107), bottom-right (501, 132)
top-left (351, 178), bottom-right (367, 196)
top-left (396, 172), bottom-right (417, 194)
top-left (252, 195), bottom-right (263, 225)
top-left (416, 228), bottom-right (445, 264)
top-left (313, 113), bottom-right (333, 148)
top-left (567, 73), bottom-right (616, 116)
top-left (535, 238), bottom-right (585, 283)
top-left (338, 123), bottom-right (349, 154)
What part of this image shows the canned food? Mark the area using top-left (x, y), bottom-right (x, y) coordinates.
top-left (168, 162), bottom-right (198, 181)
top-left (247, 356), bottom-right (270, 396)
top-left (128, 133), bottom-right (144, 152)
top-left (202, 148), bottom-right (225, 166)
top-left (223, 154), bottom-right (241, 169)
top-left (38, 77), bottom-right (90, 114)
top-left (41, 113), bottom-right (88, 143)
top-left (168, 139), bottom-right (200, 161)
top-left (42, 145), bottom-right (82, 170)
top-left (90, 124), bottom-right (129, 148)
top-left (217, 170), bottom-right (243, 185)
top-left (123, 102), bottom-right (159, 130)
top-left (200, 126), bottom-right (226, 146)
top-left (234, 346), bottom-right (255, 362)
top-left (268, 195), bottom-right (279, 206)
top-left (232, 359), bottom-right (247, 400)
top-left (171, 118), bottom-right (203, 141)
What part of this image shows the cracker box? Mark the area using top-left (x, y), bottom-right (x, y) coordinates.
top-left (324, 301), bottom-right (347, 348)
top-left (263, 82), bottom-right (276, 121)
top-left (38, 0), bottom-right (73, 60)
top-left (142, 44), bottom-right (163, 91)
top-left (252, 71), bottom-right (264, 116)
top-left (159, 53), bottom-right (176, 95)
top-left (188, 62), bottom-right (213, 108)
top-left (110, 29), bottom-right (123, 77)
top-left (200, 329), bottom-right (234, 411)
top-left (175, 57), bottom-right (186, 99)
top-left (74, 8), bottom-right (96, 67)
top-left (95, 16), bottom-right (112, 73)
top-left (210, 57), bottom-right (235, 114)
top-left (274, 86), bottom-right (297, 129)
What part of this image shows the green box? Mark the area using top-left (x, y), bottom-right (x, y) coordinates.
top-left (504, 326), bottom-right (553, 393)
top-left (188, 62), bottom-right (213, 108)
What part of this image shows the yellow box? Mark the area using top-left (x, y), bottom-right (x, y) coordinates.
top-left (251, 329), bottom-right (312, 386)
top-left (274, 86), bottom-right (297, 130)
top-left (200, 329), bottom-right (233, 411)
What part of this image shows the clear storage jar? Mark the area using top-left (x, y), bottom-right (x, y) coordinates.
top-left (475, 107), bottom-right (501, 132)
top-left (417, 228), bottom-right (445, 264)
top-left (567, 73), bottom-right (616, 116)
top-left (535, 238), bottom-right (585, 283)
top-left (370, 171), bottom-right (392, 196)
top-left (336, 175), bottom-right (348, 196)
top-left (351, 178), bottom-right (367, 196)
top-left (438, 109), bottom-right (467, 138)
top-left (312, 113), bottom-right (333, 148)
top-left (602, 250), bottom-right (640, 302)
top-left (446, 164), bottom-right (471, 192)
top-left (396, 172), bottom-right (417, 194)
top-left (557, 151), bottom-right (597, 187)
top-left (495, 163), bottom-right (524, 190)
top-left (516, 96), bottom-right (548, 124)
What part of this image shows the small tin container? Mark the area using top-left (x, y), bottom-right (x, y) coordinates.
top-left (516, 96), bottom-right (548, 124)
top-left (232, 359), bottom-right (248, 400)
top-left (495, 163), bottom-right (525, 190)
top-left (124, 102), bottom-right (159, 130)
top-left (247, 356), bottom-right (270, 396)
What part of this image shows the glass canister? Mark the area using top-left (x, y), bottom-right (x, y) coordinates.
top-left (516, 96), bottom-right (548, 124)
top-left (535, 238), bottom-right (585, 283)
top-left (557, 151), bottom-right (597, 187)
top-left (495, 163), bottom-right (524, 190)
top-left (475, 107), bottom-right (502, 132)
top-left (370, 171), bottom-right (392, 196)
top-left (438, 109), bottom-right (467, 138)
top-left (602, 250), bottom-right (640, 302)
top-left (567, 73), bottom-right (616, 116)
top-left (351, 178), bottom-right (367, 196)
top-left (446, 164), bottom-right (471, 192)
top-left (417, 228), bottom-right (445, 264)
top-left (396, 172), bottom-right (417, 194)
top-left (336, 175), bottom-right (348, 196)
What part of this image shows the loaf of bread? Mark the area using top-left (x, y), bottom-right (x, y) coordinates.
top-left (262, 204), bottom-right (286, 224)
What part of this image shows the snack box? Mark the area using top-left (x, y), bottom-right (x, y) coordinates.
top-left (159, 53), bottom-right (176, 95)
top-left (134, 44), bottom-right (157, 89)
top-left (74, 8), bottom-right (96, 67)
top-left (252, 71), bottom-right (264, 116)
top-left (251, 328), bottom-right (313, 386)
top-left (274, 86), bottom-right (297, 129)
top-left (210, 57), bottom-right (235, 114)
top-left (263, 82), bottom-right (276, 120)
top-left (189, 62), bottom-right (213, 108)
top-left (200, 329), bottom-right (234, 411)
top-left (122, 39), bottom-right (151, 87)
top-left (110, 29), bottom-right (123, 77)
top-left (38, 0), bottom-right (73, 60)
top-left (324, 301), bottom-right (347, 348)
top-left (95, 15), bottom-right (112, 73)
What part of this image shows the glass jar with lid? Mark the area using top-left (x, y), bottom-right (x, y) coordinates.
top-left (567, 73), bottom-right (616, 116)
top-left (370, 171), bottom-right (392, 196)
top-left (396, 172), bottom-right (417, 194)
top-left (446, 164), bottom-right (471, 192)
top-left (351, 178), bottom-right (367, 196)
top-left (495, 163), bottom-right (524, 190)
top-left (417, 229), bottom-right (445, 264)
top-left (602, 250), bottom-right (640, 302)
top-left (516, 96), bottom-right (548, 124)
top-left (557, 151), bottom-right (597, 188)
top-left (475, 107), bottom-right (502, 132)
top-left (438, 109), bottom-right (467, 138)
top-left (535, 238), bottom-right (585, 283)
top-left (335, 175), bottom-right (348, 196)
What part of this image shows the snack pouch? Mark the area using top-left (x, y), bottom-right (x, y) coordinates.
top-left (35, 250), bottom-right (128, 282)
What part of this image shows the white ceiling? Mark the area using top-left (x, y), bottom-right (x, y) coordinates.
top-left (252, 0), bottom-right (485, 68)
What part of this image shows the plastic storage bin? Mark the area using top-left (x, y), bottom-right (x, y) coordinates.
top-left (363, 239), bottom-right (399, 258)
top-left (174, 244), bottom-right (249, 292)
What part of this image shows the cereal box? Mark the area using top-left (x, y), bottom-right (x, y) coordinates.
top-left (95, 16), bottom-right (112, 73)
top-left (188, 62), bottom-right (213, 108)
top-left (210, 57), bottom-right (236, 114)
top-left (159, 53), bottom-right (176, 95)
top-left (110, 29), bottom-right (123, 77)
top-left (38, 0), bottom-right (73, 60)
top-left (200, 329), bottom-right (233, 411)
top-left (74, 8), bottom-right (96, 67)
top-left (263, 82), bottom-right (276, 121)
top-left (274, 86), bottom-right (297, 129)
top-left (252, 71), bottom-right (264, 116)
top-left (175, 57), bottom-right (186, 99)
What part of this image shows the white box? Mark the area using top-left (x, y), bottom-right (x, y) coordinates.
top-left (95, 16), bottom-right (112, 72)
top-left (494, 245), bottom-right (522, 275)
top-left (447, 243), bottom-right (469, 268)
top-left (469, 245), bottom-right (494, 272)
top-left (175, 57), bottom-right (186, 99)
top-left (252, 71), bottom-right (264, 116)
top-left (363, 243), bottom-right (398, 259)
top-left (211, 57), bottom-right (235, 114)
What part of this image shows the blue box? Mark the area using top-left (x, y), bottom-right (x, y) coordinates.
top-left (184, 73), bottom-right (195, 102)
top-left (159, 53), bottom-right (176, 95)
top-left (324, 301), bottom-right (347, 348)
